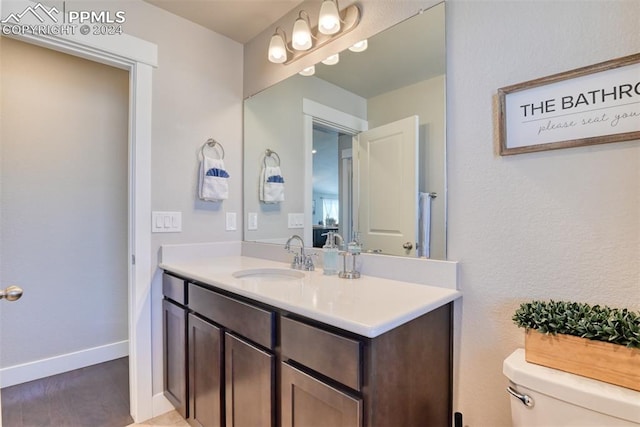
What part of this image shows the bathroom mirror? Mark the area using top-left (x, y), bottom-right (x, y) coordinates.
top-left (243, 2), bottom-right (446, 259)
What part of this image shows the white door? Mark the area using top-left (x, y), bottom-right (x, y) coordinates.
top-left (0, 37), bottom-right (129, 420)
top-left (355, 116), bottom-right (418, 256)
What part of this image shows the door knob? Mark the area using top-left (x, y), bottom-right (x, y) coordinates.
top-left (1, 285), bottom-right (23, 302)
top-left (402, 242), bottom-right (413, 250)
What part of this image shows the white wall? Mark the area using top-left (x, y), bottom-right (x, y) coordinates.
top-left (368, 75), bottom-right (446, 260)
top-left (446, 1), bottom-right (640, 425)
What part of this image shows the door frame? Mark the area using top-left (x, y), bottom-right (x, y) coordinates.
top-left (1, 1), bottom-right (158, 422)
top-left (302, 99), bottom-right (368, 246)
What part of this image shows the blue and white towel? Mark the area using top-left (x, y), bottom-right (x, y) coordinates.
top-left (199, 156), bottom-right (229, 202)
top-left (260, 166), bottom-right (285, 203)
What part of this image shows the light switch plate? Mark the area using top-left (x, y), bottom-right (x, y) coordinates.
top-left (226, 212), bottom-right (237, 231)
top-left (152, 211), bottom-right (182, 233)
top-left (248, 212), bottom-right (258, 230)
top-left (288, 213), bottom-right (304, 229)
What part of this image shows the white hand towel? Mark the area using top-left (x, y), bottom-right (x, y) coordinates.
top-left (418, 192), bottom-right (432, 258)
top-left (199, 156), bottom-right (229, 202)
top-left (260, 165), bottom-right (284, 203)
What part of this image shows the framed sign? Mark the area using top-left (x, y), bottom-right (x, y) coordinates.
top-left (498, 53), bottom-right (640, 155)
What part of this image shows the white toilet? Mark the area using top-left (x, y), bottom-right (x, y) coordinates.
top-left (503, 349), bottom-right (640, 426)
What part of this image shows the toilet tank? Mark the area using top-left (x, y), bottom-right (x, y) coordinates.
top-left (503, 349), bottom-right (640, 427)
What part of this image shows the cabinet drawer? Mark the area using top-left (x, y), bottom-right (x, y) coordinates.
top-left (189, 283), bottom-right (275, 349)
top-left (163, 273), bottom-right (186, 305)
top-left (280, 317), bottom-right (361, 391)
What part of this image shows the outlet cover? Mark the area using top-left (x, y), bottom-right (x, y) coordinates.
top-left (226, 212), bottom-right (237, 231)
top-left (248, 212), bottom-right (258, 230)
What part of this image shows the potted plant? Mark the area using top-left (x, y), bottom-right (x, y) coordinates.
top-left (513, 300), bottom-right (640, 391)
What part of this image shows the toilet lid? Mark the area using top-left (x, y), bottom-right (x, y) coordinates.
top-left (503, 349), bottom-right (640, 424)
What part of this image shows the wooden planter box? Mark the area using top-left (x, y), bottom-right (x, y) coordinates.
top-left (525, 329), bottom-right (640, 391)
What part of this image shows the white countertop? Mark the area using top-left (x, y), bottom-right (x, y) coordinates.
top-left (160, 256), bottom-right (461, 338)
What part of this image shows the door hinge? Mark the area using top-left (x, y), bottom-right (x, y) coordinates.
top-left (131, 254), bottom-right (136, 265)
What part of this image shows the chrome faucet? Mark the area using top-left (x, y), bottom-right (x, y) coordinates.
top-left (284, 235), bottom-right (315, 271)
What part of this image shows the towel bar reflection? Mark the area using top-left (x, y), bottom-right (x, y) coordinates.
top-left (264, 149), bottom-right (281, 167)
top-left (201, 138), bottom-right (225, 159)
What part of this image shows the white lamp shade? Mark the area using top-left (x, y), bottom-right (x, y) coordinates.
top-left (318, 0), bottom-right (340, 35)
top-left (321, 53), bottom-right (339, 65)
top-left (299, 65), bottom-right (315, 76)
top-left (292, 18), bottom-right (312, 51)
top-left (268, 33), bottom-right (287, 63)
top-left (348, 39), bottom-right (368, 52)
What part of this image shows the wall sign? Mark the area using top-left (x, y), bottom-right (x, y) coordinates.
top-left (498, 53), bottom-right (640, 156)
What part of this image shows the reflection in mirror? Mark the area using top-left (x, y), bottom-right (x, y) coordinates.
top-left (244, 2), bottom-right (446, 259)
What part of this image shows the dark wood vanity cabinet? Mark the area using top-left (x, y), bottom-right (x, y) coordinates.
top-left (225, 333), bottom-right (275, 427)
top-left (163, 271), bottom-right (453, 427)
top-left (162, 274), bottom-right (188, 419)
top-left (188, 313), bottom-right (223, 427)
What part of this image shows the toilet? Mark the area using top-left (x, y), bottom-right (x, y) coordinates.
top-left (503, 349), bottom-right (640, 426)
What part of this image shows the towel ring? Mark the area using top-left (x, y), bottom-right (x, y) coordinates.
top-left (263, 149), bottom-right (280, 167)
top-left (201, 138), bottom-right (225, 160)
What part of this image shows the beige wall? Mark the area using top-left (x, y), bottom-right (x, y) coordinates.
top-left (1, 38), bottom-right (129, 367)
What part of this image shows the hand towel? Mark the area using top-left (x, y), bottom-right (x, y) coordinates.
top-left (199, 156), bottom-right (229, 202)
top-left (259, 165), bottom-right (285, 203)
top-left (417, 192), bottom-right (432, 258)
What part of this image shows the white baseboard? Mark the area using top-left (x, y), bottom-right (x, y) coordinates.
top-left (0, 340), bottom-right (129, 388)
top-left (152, 392), bottom-right (176, 418)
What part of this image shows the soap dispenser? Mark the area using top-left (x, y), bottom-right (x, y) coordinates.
top-left (322, 231), bottom-right (343, 275)
top-left (339, 232), bottom-right (362, 279)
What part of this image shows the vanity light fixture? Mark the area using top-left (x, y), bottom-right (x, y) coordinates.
top-left (318, 0), bottom-right (341, 35)
top-left (348, 39), bottom-right (368, 52)
top-left (268, 28), bottom-right (289, 64)
top-left (292, 11), bottom-right (313, 51)
top-left (267, 3), bottom-right (361, 65)
top-left (321, 53), bottom-right (340, 65)
top-left (299, 65), bottom-right (315, 76)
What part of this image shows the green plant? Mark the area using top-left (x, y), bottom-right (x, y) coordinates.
top-left (513, 300), bottom-right (640, 349)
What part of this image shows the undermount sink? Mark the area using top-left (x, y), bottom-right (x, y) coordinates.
top-left (232, 268), bottom-right (305, 281)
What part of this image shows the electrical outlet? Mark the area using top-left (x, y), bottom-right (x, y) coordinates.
top-left (248, 212), bottom-right (258, 230)
top-left (226, 212), bottom-right (237, 231)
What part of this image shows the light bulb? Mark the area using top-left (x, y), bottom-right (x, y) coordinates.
top-left (318, 0), bottom-right (340, 35)
top-left (299, 65), bottom-right (315, 76)
top-left (348, 39), bottom-right (368, 52)
top-left (268, 33), bottom-right (287, 63)
top-left (321, 53), bottom-right (340, 65)
top-left (292, 17), bottom-right (312, 51)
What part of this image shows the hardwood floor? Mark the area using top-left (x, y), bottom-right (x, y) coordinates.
top-left (1, 357), bottom-right (133, 427)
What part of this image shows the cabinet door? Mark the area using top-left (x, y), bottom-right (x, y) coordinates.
top-left (163, 299), bottom-right (187, 418)
top-left (225, 333), bottom-right (274, 427)
top-left (188, 314), bottom-right (223, 427)
top-left (281, 363), bottom-right (362, 427)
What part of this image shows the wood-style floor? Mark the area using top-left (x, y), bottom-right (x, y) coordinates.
top-left (1, 357), bottom-right (133, 427)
